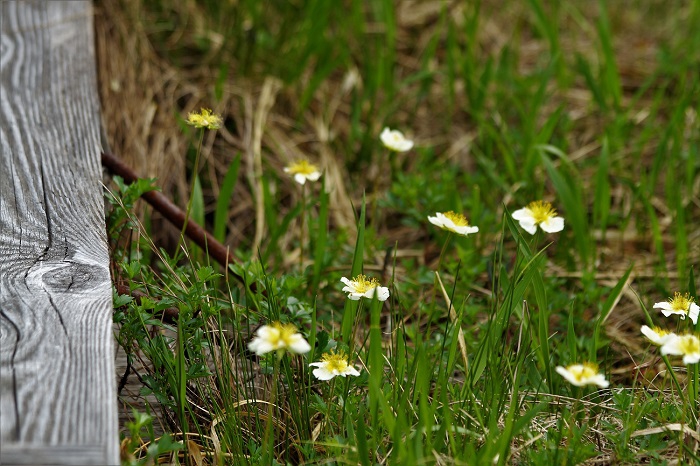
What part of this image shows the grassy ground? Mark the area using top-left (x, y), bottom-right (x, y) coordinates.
top-left (97, 0), bottom-right (700, 464)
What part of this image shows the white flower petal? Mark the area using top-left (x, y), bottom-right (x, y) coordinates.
top-left (375, 286), bottom-right (390, 301)
top-left (661, 334), bottom-right (700, 365)
top-left (540, 216), bottom-right (565, 233)
top-left (555, 364), bottom-right (609, 388)
top-left (660, 335), bottom-right (684, 357)
top-left (518, 219), bottom-right (538, 235)
top-left (287, 335), bottom-right (311, 354)
top-left (311, 367), bottom-right (335, 380)
top-left (653, 301), bottom-right (686, 318)
top-left (641, 325), bottom-right (675, 346)
top-left (294, 173), bottom-right (307, 185)
top-left (248, 339), bottom-right (274, 356)
top-left (590, 375), bottom-right (610, 388)
top-left (555, 366), bottom-right (580, 386)
top-left (688, 303), bottom-right (699, 325)
top-left (362, 286), bottom-right (390, 301)
top-left (683, 353), bottom-right (700, 365)
top-left (427, 215), bottom-right (444, 228)
top-left (511, 208), bottom-right (533, 222)
top-left (380, 127), bottom-right (414, 152)
top-left (453, 225), bottom-right (479, 236)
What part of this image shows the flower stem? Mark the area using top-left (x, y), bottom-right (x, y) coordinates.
top-left (262, 353), bottom-right (282, 465)
top-left (176, 129), bottom-right (204, 258)
top-left (437, 232), bottom-right (453, 272)
top-left (300, 182), bottom-right (306, 271)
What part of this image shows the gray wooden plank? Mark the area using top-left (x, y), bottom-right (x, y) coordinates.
top-left (0, 1), bottom-right (118, 464)
top-left (0, 444), bottom-right (109, 466)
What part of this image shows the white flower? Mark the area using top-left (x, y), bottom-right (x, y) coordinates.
top-left (660, 334), bottom-right (700, 365)
top-left (641, 325), bottom-right (676, 346)
top-left (427, 211), bottom-right (479, 237)
top-left (555, 362), bottom-right (609, 388)
top-left (248, 322), bottom-right (311, 356)
top-left (283, 159), bottom-right (322, 185)
top-left (309, 350), bottom-right (361, 381)
top-left (340, 275), bottom-right (390, 301)
top-left (380, 127), bottom-right (414, 152)
top-left (511, 200), bottom-right (565, 235)
top-left (653, 292), bottom-right (699, 325)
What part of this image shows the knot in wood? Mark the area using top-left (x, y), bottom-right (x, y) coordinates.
top-left (41, 262), bottom-right (108, 293)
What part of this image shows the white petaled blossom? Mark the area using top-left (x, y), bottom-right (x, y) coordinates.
top-left (248, 322), bottom-right (311, 356)
top-left (283, 159), bottom-right (322, 185)
top-left (555, 362), bottom-right (609, 388)
top-left (427, 211), bottom-right (479, 237)
top-left (380, 127), bottom-right (414, 152)
top-left (660, 334), bottom-right (700, 365)
top-left (653, 292), bottom-right (699, 325)
top-left (640, 325), bottom-right (676, 346)
top-left (511, 200), bottom-right (565, 235)
top-left (309, 350), bottom-right (361, 381)
top-left (340, 275), bottom-right (390, 301)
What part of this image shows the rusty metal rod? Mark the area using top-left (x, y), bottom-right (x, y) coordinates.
top-left (101, 151), bottom-right (244, 284)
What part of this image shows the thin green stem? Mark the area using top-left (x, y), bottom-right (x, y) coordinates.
top-left (262, 353), bottom-right (282, 465)
top-left (176, 130), bottom-right (205, 257)
top-left (437, 232), bottom-right (454, 272)
top-left (300, 182), bottom-right (306, 271)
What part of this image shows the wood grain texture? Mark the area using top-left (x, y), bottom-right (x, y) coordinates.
top-left (0, 2), bottom-right (118, 464)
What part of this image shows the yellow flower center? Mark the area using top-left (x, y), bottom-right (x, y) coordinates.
top-left (321, 351), bottom-right (349, 373)
top-left (444, 211), bottom-right (469, 227)
top-left (652, 326), bottom-right (670, 337)
top-left (668, 292), bottom-right (694, 312)
top-left (527, 201), bottom-right (558, 224)
top-left (570, 362), bottom-right (599, 382)
top-left (270, 321), bottom-right (300, 347)
top-left (677, 336), bottom-right (700, 355)
top-left (286, 159), bottom-right (319, 176)
top-left (352, 275), bottom-right (380, 293)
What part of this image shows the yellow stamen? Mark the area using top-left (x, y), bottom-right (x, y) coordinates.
top-left (570, 362), bottom-right (599, 382)
top-left (286, 159), bottom-right (319, 176)
top-left (186, 108), bottom-right (222, 130)
top-left (652, 326), bottom-right (670, 337)
top-left (668, 292), bottom-right (694, 312)
top-left (352, 275), bottom-right (380, 293)
top-left (321, 350), bottom-right (349, 373)
top-left (676, 336), bottom-right (700, 355)
top-left (444, 211), bottom-right (469, 227)
top-left (526, 201), bottom-right (557, 224)
top-left (269, 321), bottom-right (300, 347)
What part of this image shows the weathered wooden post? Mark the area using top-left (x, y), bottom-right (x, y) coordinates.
top-left (1, 1), bottom-right (119, 464)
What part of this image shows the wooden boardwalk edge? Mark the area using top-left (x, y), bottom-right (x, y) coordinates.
top-left (1, 1), bottom-right (119, 464)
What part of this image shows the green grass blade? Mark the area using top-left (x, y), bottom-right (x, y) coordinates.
top-left (341, 194), bottom-right (365, 342)
top-left (311, 177), bottom-right (329, 294)
top-left (213, 153), bottom-right (241, 243)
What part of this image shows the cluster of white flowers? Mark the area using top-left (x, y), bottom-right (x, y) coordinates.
top-left (640, 292), bottom-right (700, 365)
top-left (270, 125), bottom-right (699, 396)
top-left (248, 321), bottom-right (362, 381)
